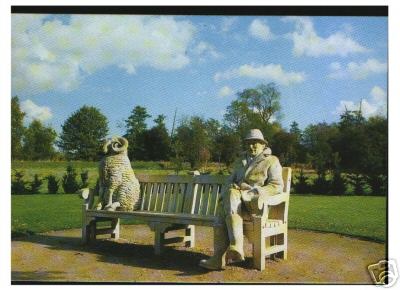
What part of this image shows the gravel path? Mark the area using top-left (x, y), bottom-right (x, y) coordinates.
top-left (12, 225), bottom-right (385, 283)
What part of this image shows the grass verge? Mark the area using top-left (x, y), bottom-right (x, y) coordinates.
top-left (12, 194), bottom-right (386, 242)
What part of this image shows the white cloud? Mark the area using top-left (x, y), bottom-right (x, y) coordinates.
top-left (218, 86), bottom-right (233, 98)
top-left (334, 85), bottom-right (387, 118)
top-left (214, 64), bottom-right (305, 86)
top-left (328, 58), bottom-right (387, 80)
top-left (21, 99), bottom-right (53, 123)
top-left (221, 17), bottom-right (237, 32)
top-left (12, 14), bottom-right (195, 95)
top-left (283, 16), bottom-right (368, 57)
top-left (192, 41), bottom-right (220, 59)
top-left (370, 85), bottom-right (386, 103)
top-left (347, 59), bottom-right (387, 79)
top-left (249, 19), bottom-right (273, 41)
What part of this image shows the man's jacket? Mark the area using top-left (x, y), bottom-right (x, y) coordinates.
top-left (228, 147), bottom-right (284, 203)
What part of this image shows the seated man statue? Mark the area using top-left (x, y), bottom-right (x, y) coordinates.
top-left (199, 129), bottom-right (284, 270)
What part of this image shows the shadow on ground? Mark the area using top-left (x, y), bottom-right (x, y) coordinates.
top-left (12, 233), bottom-right (216, 277)
top-left (11, 225), bottom-right (386, 283)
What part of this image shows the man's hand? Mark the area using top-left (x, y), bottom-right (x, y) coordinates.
top-left (241, 188), bottom-right (258, 202)
top-left (239, 183), bottom-right (252, 190)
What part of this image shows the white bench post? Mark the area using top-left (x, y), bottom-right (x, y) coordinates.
top-left (184, 225), bottom-right (195, 248)
top-left (252, 216), bottom-right (265, 271)
top-left (111, 218), bottom-right (120, 240)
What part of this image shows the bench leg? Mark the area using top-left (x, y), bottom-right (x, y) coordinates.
top-left (82, 205), bottom-right (90, 244)
top-left (111, 218), bottom-right (120, 240)
top-left (274, 232), bottom-right (287, 260)
top-left (184, 225), bottom-right (195, 248)
top-left (154, 228), bottom-right (165, 255)
top-left (89, 220), bottom-right (97, 242)
top-left (253, 217), bottom-right (265, 271)
top-left (82, 224), bottom-right (90, 244)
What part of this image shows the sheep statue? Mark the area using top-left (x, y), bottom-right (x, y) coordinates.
top-left (96, 136), bottom-right (141, 211)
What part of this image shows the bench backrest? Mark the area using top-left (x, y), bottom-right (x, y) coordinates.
top-left (135, 175), bottom-right (194, 213)
top-left (135, 167), bottom-right (291, 217)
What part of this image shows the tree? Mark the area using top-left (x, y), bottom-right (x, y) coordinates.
top-left (335, 109), bottom-right (368, 173)
top-left (58, 106), bottom-right (109, 160)
top-left (302, 122), bottom-right (339, 176)
top-left (223, 83), bottom-right (283, 142)
top-left (271, 130), bottom-right (299, 166)
top-left (142, 115), bottom-right (171, 161)
top-left (224, 100), bottom-right (251, 136)
top-left (238, 83), bottom-right (281, 124)
top-left (11, 96), bottom-right (25, 160)
top-left (289, 121), bottom-right (301, 137)
top-left (175, 116), bottom-right (212, 169)
top-left (23, 119), bottom-right (57, 160)
top-left (124, 106), bottom-right (151, 160)
top-left (363, 116), bottom-right (388, 195)
top-left (213, 128), bottom-right (242, 167)
top-left (289, 121), bottom-right (306, 163)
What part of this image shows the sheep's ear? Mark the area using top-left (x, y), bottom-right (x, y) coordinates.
top-left (112, 137), bottom-right (128, 153)
top-left (102, 139), bottom-right (111, 154)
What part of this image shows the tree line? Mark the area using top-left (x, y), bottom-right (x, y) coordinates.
top-left (11, 82), bottom-right (387, 195)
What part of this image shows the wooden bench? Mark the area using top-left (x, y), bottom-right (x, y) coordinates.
top-left (81, 167), bottom-right (291, 270)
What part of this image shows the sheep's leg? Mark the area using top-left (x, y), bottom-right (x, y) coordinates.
top-left (104, 188), bottom-right (115, 211)
top-left (96, 185), bottom-right (104, 210)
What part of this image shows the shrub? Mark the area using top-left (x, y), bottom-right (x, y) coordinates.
top-left (171, 155), bottom-right (184, 174)
top-left (293, 168), bottom-right (310, 194)
top-left (311, 172), bottom-right (330, 194)
top-left (366, 174), bottom-right (387, 196)
top-left (80, 170), bottom-right (89, 188)
top-left (11, 170), bottom-right (28, 195)
top-left (62, 165), bottom-right (80, 194)
top-left (347, 174), bottom-right (367, 195)
top-left (46, 175), bottom-right (60, 194)
top-left (330, 170), bottom-right (347, 195)
top-left (28, 174), bottom-right (43, 194)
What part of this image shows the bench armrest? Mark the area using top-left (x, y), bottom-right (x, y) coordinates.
top-left (264, 193), bottom-right (289, 206)
top-left (258, 193), bottom-right (289, 224)
top-left (78, 188), bottom-right (95, 209)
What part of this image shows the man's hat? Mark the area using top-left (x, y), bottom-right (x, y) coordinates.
top-left (244, 129), bottom-right (268, 145)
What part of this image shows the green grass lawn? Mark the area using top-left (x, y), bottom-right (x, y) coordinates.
top-left (11, 194), bottom-right (387, 242)
top-left (289, 195), bottom-right (386, 242)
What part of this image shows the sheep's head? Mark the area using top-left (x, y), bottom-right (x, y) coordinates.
top-left (102, 136), bottom-right (128, 155)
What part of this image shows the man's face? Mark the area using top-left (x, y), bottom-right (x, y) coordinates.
top-left (246, 140), bottom-right (265, 157)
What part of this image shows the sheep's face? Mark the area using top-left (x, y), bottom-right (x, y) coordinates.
top-left (103, 137), bottom-right (128, 156)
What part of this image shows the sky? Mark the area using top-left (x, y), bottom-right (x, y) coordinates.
top-left (11, 14), bottom-right (388, 137)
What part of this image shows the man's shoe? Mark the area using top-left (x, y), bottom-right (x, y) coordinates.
top-left (199, 256), bottom-right (225, 270)
top-left (226, 245), bottom-right (245, 262)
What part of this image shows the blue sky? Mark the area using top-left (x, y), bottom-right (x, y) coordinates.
top-left (11, 14), bottom-right (387, 136)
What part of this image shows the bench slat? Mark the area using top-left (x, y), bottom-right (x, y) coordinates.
top-left (200, 184), bottom-right (211, 216)
top-left (160, 183), bottom-right (169, 212)
top-left (213, 184), bottom-right (226, 215)
top-left (193, 184), bottom-right (203, 214)
top-left (207, 184), bottom-right (219, 216)
top-left (146, 182), bottom-right (155, 211)
top-left (175, 183), bottom-right (187, 213)
top-left (170, 183), bottom-right (178, 213)
top-left (167, 183), bottom-right (176, 212)
top-left (193, 175), bottom-right (227, 184)
top-left (136, 174), bottom-right (193, 184)
top-left (86, 209), bottom-right (223, 227)
top-left (150, 183), bottom-right (161, 211)
top-left (182, 181), bottom-right (194, 214)
top-left (140, 182), bottom-right (147, 210)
